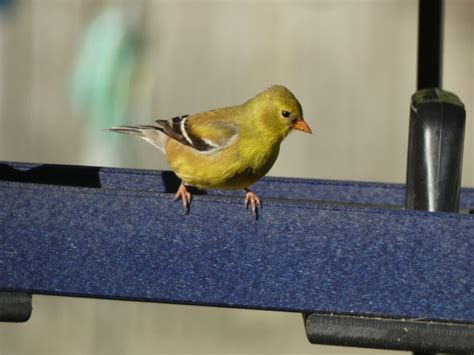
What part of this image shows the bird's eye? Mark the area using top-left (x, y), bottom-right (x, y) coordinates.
top-left (281, 111), bottom-right (291, 118)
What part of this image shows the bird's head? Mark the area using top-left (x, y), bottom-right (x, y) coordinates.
top-left (248, 85), bottom-right (312, 138)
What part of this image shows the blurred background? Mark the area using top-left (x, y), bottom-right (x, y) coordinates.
top-left (0, 0), bottom-right (472, 354)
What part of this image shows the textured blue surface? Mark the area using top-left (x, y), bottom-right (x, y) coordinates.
top-left (0, 162), bottom-right (473, 323)
top-left (3, 161), bottom-right (474, 208)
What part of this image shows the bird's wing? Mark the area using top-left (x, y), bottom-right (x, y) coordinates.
top-left (155, 112), bottom-right (239, 153)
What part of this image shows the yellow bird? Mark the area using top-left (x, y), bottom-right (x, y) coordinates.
top-left (111, 85), bottom-right (312, 218)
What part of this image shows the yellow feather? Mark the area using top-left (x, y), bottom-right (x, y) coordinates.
top-left (164, 85), bottom-right (308, 190)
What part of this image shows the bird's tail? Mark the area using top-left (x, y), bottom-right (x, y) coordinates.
top-left (109, 125), bottom-right (167, 151)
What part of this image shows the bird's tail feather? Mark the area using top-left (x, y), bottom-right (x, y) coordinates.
top-left (109, 125), bottom-right (162, 135)
top-left (109, 125), bottom-right (167, 151)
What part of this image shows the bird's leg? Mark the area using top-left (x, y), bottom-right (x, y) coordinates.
top-left (244, 187), bottom-right (262, 219)
top-left (173, 181), bottom-right (192, 214)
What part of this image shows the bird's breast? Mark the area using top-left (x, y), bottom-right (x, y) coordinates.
top-left (166, 136), bottom-right (281, 190)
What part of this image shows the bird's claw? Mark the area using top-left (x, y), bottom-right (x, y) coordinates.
top-left (174, 183), bottom-right (192, 214)
top-left (244, 189), bottom-right (261, 219)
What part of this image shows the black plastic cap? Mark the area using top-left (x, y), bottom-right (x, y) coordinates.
top-left (406, 88), bottom-right (466, 212)
top-left (0, 292), bottom-right (32, 322)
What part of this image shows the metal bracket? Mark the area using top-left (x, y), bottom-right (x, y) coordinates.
top-left (304, 313), bottom-right (474, 353)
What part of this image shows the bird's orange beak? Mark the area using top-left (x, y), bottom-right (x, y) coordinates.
top-left (292, 118), bottom-right (312, 134)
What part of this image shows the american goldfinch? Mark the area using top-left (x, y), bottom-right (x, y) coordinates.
top-left (111, 85), bottom-right (311, 218)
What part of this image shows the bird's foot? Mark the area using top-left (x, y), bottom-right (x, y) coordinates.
top-left (173, 182), bottom-right (192, 214)
top-left (244, 188), bottom-right (261, 219)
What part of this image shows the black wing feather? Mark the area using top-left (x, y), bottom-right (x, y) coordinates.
top-left (155, 115), bottom-right (216, 152)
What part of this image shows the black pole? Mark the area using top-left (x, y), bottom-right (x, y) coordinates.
top-left (417, 0), bottom-right (443, 89)
top-left (410, 2), bottom-right (466, 355)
